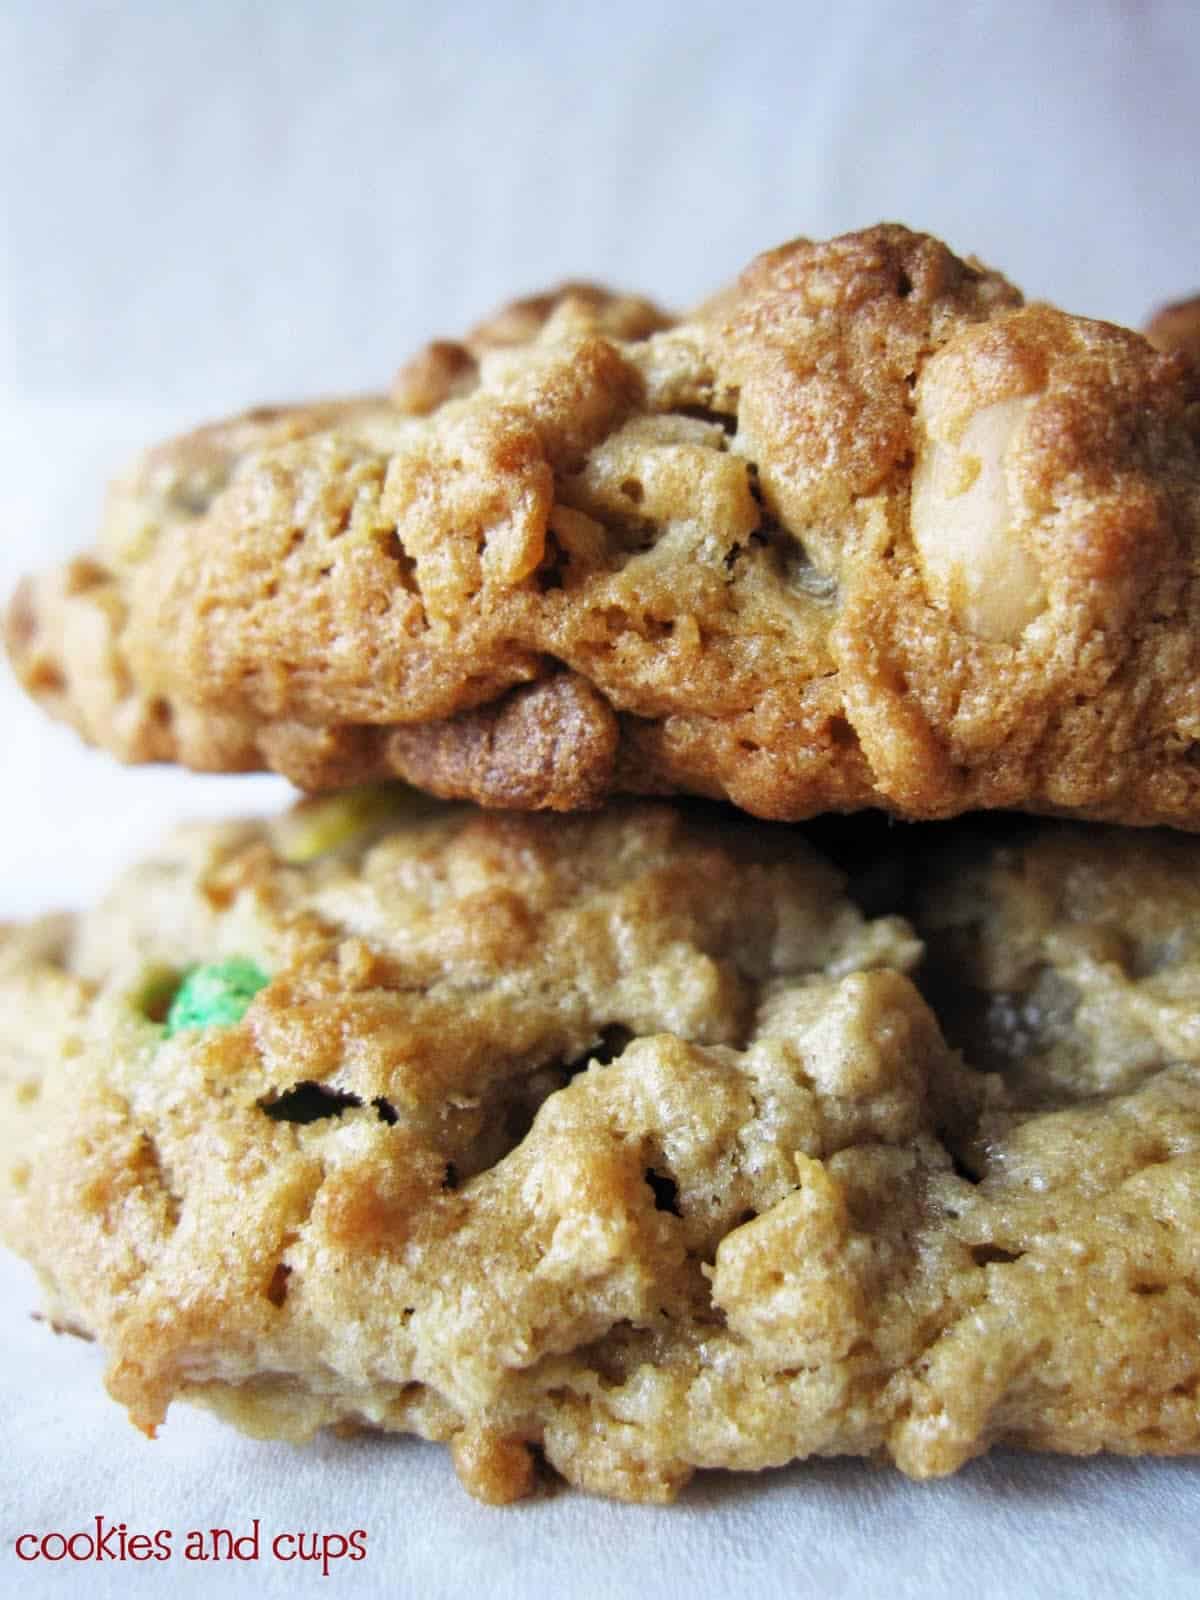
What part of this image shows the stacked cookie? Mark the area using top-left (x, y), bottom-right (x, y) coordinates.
top-left (3, 225), bottom-right (1200, 1504)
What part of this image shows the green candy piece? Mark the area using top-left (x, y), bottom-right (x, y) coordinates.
top-left (164, 959), bottom-right (269, 1036)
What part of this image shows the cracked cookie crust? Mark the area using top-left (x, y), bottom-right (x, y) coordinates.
top-left (3, 795), bottom-right (1200, 1502)
top-left (9, 224), bottom-right (1200, 826)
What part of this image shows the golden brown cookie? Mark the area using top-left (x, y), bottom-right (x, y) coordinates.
top-left (4, 792), bottom-right (1200, 1502)
top-left (9, 224), bottom-right (1200, 827)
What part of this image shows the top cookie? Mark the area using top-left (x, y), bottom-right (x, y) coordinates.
top-left (10, 225), bottom-right (1200, 825)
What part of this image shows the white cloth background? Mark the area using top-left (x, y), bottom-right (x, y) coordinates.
top-left (1, 3), bottom-right (1198, 1595)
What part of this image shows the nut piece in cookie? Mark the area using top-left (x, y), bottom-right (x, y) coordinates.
top-left (5, 797), bottom-right (1200, 1501)
top-left (911, 370), bottom-right (1045, 643)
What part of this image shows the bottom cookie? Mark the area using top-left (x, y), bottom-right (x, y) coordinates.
top-left (2, 794), bottom-right (1198, 1502)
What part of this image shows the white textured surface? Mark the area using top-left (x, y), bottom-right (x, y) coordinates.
top-left (2, 3), bottom-right (1200, 1595)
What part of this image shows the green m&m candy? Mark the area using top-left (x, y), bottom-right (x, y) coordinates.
top-left (164, 959), bottom-right (269, 1036)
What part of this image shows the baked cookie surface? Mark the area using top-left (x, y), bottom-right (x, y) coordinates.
top-left (4, 794), bottom-right (1200, 1502)
top-left (10, 224), bottom-right (1200, 826)
top-left (915, 819), bottom-right (1200, 1101)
